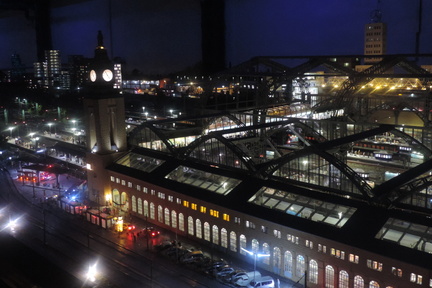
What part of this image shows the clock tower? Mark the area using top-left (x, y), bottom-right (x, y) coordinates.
top-left (84, 31), bottom-right (127, 204)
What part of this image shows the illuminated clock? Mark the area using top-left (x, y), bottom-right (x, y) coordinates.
top-left (102, 69), bottom-right (113, 81)
top-left (89, 70), bottom-right (97, 82)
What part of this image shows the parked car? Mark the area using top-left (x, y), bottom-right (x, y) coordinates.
top-left (155, 240), bottom-right (173, 251)
top-left (216, 267), bottom-right (235, 277)
top-left (233, 271), bottom-right (261, 287)
top-left (180, 250), bottom-right (204, 263)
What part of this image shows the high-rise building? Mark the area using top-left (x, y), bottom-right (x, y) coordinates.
top-left (364, 2), bottom-right (387, 64)
top-left (45, 50), bottom-right (61, 88)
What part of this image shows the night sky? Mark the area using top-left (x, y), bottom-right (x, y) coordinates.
top-left (0, 0), bottom-right (431, 74)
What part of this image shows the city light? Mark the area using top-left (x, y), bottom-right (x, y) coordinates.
top-left (240, 247), bottom-right (270, 281)
top-left (86, 263), bottom-right (98, 283)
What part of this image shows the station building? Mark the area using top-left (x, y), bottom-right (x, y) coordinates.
top-left (82, 32), bottom-right (432, 288)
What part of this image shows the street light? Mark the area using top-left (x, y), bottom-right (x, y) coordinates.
top-left (8, 127), bottom-right (14, 138)
top-left (241, 247), bottom-right (270, 281)
top-left (47, 123), bottom-right (53, 134)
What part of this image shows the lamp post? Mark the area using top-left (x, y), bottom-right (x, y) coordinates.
top-left (241, 247), bottom-right (270, 281)
top-left (8, 127), bottom-right (14, 138)
top-left (48, 123), bottom-right (52, 134)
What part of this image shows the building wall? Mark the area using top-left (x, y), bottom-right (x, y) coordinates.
top-left (108, 170), bottom-right (432, 287)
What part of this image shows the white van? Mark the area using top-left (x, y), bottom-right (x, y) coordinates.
top-left (246, 276), bottom-right (275, 288)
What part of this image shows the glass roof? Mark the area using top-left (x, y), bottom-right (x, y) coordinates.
top-left (115, 152), bottom-right (165, 173)
top-left (376, 218), bottom-right (432, 253)
top-left (165, 165), bottom-right (241, 195)
top-left (248, 186), bottom-right (357, 228)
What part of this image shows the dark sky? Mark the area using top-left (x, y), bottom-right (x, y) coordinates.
top-left (0, 0), bottom-right (430, 74)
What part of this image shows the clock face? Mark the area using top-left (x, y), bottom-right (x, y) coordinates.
top-left (102, 69), bottom-right (113, 81)
top-left (90, 70), bottom-right (97, 82)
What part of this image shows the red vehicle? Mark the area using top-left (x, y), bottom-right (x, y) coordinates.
top-left (144, 227), bottom-right (160, 237)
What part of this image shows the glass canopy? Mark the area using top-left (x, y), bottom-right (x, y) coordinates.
top-left (115, 152), bottom-right (165, 173)
top-left (165, 165), bottom-right (241, 195)
top-left (376, 218), bottom-right (432, 253)
top-left (248, 186), bottom-right (357, 228)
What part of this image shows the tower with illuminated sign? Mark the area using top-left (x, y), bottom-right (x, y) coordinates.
top-left (83, 31), bottom-right (127, 204)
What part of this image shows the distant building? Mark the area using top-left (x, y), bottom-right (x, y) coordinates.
top-left (364, 3), bottom-right (387, 65)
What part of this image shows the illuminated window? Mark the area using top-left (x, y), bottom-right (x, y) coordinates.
top-left (325, 265), bottom-right (335, 288)
top-left (176, 198), bottom-right (181, 204)
top-left (183, 200), bottom-right (189, 208)
top-left (339, 270), bottom-right (349, 288)
top-left (223, 213), bottom-right (230, 221)
top-left (200, 206), bottom-right (207, 213)
top-left (121, 180), bottom-right (125, 186)
top-left (349, 254), bottom-right (359, 264)
top-left (418, 275), bottom-right (423, 285)
top-left (210, 209), bottom-right (219, 218)
top-left (191, 203), bottom-right (197, 210)
top-left (168, 196), bottom-right (174, 202)
top-left (110, 176), bottom-right (115, 182)
top-left (143, 187), bottom-right (148, 193)
top-left (196, 219), bottom-right (202, 238)
top-left (128, 182), bottom-right (132, 188)
top-left (151, 189), bottom-right (155, 195)
top-left (274, 230), bottom-right (281, 239)
top-left (136, 185), bottom-right (141, 191)
top-left (308, 260), bottom-right (318, 284)
top-left (367, 259), bottom-right (382, 271)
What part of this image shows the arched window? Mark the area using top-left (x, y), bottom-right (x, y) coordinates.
top-left (196, 219), bottom-right (202, 238)
top-left (296, 255), bottom-right (305, 278)
top-left (369, 281), bottom-right (380, 288)
top-left (284, 251), bottom-right (293, 278)
top-left (309, 260), bottom-right (318, 284)
top-left (272, 247), bottom-right (281, 274)
top-left (262, 243), bottom-right (270, 265)
top-left (164, 208), bottom-right (170, 226)
top-left (230, 231), bottom-right (237, 252)
top-left (221, 228), bottom-right (228, 248)
top-left (157, 205), bottom-right (163, 223)
top-left (171, 210), bottom-right (177, 229)
top-left (325, 265), bottom-right (335, 288)
top-left (113, 189), bottom-right (120, 206)
top-left (339, 270), bottom-right (349, 288)
top-left (143, 200), bottom-right (149, 217)
top-left (353, 275), bottom-right (364, 288)
top-left (149, 202), bottom-right (155, 219)
top-left (120, 192), bottom-right (128, 211)
top-left (137, 198), bottom-right (143, 214)
top-left (178, 213), bottom-right (185, 232)
top-left (131, 195), bottom-right (137, 212)
top-left (252, 239), bottom-right (259, 253)
top-left (239, 234), bottom-right (247, 255)
top-left (188, 216), bottom-right (194, 235)
top-left (212, 225), bottom-right (219, 245)
top-left (204, 222), bottom-right (210, 241)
